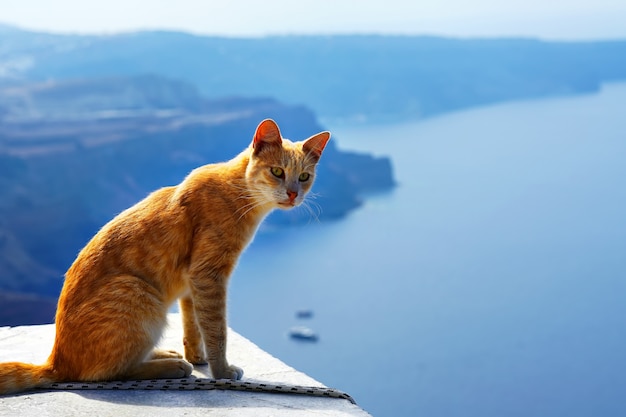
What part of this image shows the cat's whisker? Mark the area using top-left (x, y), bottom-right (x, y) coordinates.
top-left (233, 196), bottom-right (271, 221)
top-left (234, 200), bottom-right (262, 218)
top-left (306, 191), bottom-right (321, 201)
top-left (300, 199), bottom-right (322, 224)
top-left (229, 183), bottom-right (254, 192)
top-left (234, 191), bottom-right (264, 203)
top-left (240, 203), bottom-right (268, 220)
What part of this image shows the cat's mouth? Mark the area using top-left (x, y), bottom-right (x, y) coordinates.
top-left (278, 200), bottom-right (297, 209)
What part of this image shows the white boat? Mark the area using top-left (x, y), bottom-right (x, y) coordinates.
top-left (289, 326), bottom-right (319, 342)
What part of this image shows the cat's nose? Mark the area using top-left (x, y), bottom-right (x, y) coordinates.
top-left (287, 190), bottom-right (298, 201)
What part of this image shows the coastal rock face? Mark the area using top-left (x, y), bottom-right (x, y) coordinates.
top-left (0, 76), bottom-right (395, 312)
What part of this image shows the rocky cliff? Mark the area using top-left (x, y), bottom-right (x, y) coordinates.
top-left (0, 75), bottom-right (395, 319)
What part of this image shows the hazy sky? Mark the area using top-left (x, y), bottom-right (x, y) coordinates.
top-left (2, 0), bottom-right (626, 40)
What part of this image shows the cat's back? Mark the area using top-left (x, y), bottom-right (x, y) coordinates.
top-left (66, 156), bottom-right (252, 280)
top-left (67, 161), bottom-right (242, 273)
top-left (66, 185), bottom-right (189, 275)
top-left (98, 185), bottom-right (182, 243)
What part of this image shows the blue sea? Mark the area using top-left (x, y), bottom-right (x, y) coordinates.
top-left (229, 83), bottom-right (626, 417)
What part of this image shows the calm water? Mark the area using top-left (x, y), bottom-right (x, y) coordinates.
top-left (229, 83), bottom-right (626, 417)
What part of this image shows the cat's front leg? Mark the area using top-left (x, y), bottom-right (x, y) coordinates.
top-left (180, 296), bottom-right (208, 365)
top-left (190, 277), bottom-right (243, 380)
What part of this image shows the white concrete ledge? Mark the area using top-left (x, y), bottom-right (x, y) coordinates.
top-left (0, 313), bottom-right (370, 417)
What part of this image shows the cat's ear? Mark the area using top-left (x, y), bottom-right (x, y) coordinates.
top-left (252, 119), bottom-right (282, 154)
top-left (303, 131), bottom-right (331, 160)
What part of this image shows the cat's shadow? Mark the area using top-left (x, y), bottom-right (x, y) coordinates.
top-left (61, 366), bottom-right (344, 411)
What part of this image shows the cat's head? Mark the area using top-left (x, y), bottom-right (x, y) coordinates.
top-left (245, 119), bottom-right (330, 210)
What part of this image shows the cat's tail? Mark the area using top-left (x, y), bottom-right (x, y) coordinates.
top-left (0, 362), bottom-right (55, 396)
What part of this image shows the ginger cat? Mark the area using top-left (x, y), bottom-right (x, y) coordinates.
top-left (0, 119), bottom-right (330, 395)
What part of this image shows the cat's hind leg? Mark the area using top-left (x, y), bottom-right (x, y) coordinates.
top-left (150, 349), bottom-right (183, 360)
top-left (124, 358), bottom-right (193, 380)
top-left (51, 274), bottom-right (175, 381)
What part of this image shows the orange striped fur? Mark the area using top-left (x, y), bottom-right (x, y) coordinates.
top-left (0, 119), bottom-right (330, 395)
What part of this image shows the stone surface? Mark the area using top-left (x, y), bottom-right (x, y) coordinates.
top-left (0, 314), bottom-right (370, 417)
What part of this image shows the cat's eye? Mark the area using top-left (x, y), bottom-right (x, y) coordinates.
top-left (299, 172), bottom-right (310, 182)
top-left (271, 167), bottom-right (285, 178)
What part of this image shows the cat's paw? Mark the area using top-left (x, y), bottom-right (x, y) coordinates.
top-left (213, 364), bottom-right (244, 380)
top-left (183, 341), bottom-right (208, 365)
top-left (228, 365), bottom-right (244, 380)
top-left (173, 359), bottom-right (194, 378)
top-left (188, 356), bottom-right (209, 366)
top-left (184, 351), bottom-right (208, 366)
top-left (151, 349), bottom-right (183, 360)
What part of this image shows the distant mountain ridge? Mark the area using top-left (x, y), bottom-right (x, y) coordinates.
top-left (2, 26), bottom-right (626, 122)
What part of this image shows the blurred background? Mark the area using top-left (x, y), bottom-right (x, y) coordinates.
top-left (1, 1), bottom-right (626, 416)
